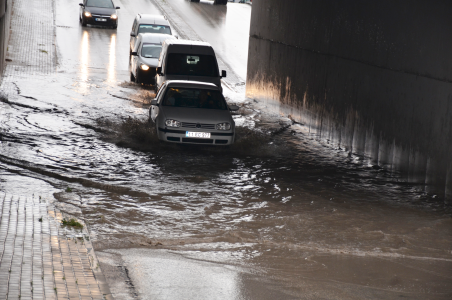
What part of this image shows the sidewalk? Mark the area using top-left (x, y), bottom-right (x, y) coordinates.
top-left (0, 0), bottom-right (112, 298)
top-left (0, 193), bottom-right (110, 300)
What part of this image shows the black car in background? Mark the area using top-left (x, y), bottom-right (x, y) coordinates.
top-left (79, 0), bottom-right (120, 29)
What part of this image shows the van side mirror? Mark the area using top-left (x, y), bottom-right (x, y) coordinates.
top-left (79, 3), bottom-right (84, 6)
top-left (131, 52), bottom-right (137, 56)
top-left (130, 32), bottom-right (136, 37)
top-left (157, 66), bottom-right (163, 75)
top-left (116, 6), bottom-right (120, 9)
top-left (221, 70), bottom-right (227, 78)
top-left (151, 99), bottom-right (158, 106)
top-left (228, 105), bottom-right (239, 111)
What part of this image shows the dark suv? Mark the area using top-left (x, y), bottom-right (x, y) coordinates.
top-left (79, 0), bottom-right (120, 29)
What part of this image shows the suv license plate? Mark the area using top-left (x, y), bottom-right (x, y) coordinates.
top-left (186, 132), bottom-right (210, 138)
top-left (95, 18), bottom-right (107, 22)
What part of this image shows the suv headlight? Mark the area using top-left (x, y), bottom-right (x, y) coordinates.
top-left (111, 14), bottom-right (118, 20)
top-left (165, 119), bottom-right (181, 128)
top-left (140, 64), bottom-right (150, 71)
top-left (216, 122), bottom-right (231, 131)
top-left (84, 12), bottom-right (91, 17)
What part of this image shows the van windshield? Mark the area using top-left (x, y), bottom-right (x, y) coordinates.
top-left (166, 54), bottom-right (218, 77)
top-left (138, 24), bottom-right (171, 35)
top-left (162, 88), bottom-right (227, 110)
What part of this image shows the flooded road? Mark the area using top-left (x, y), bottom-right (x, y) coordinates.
top-left (1, 0), bottom-right (451, 299)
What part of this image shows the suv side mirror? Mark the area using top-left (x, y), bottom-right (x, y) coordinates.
top-left (221, 70), bottom-right (227, 78)
top-left (79, 3), bottom-right (84, 6)
top-left (228, 104), bottom-right (239, 111)
top-left (131, 52), bottom-right (137, 56)
top-left (116, 6), bottom-right (120, 9)
top-left (130, 32), bottom-right (136, 37)
top-left (157, 66), bottom-right (163, 75)
top-left (150, 99), bottom-right (158, 106)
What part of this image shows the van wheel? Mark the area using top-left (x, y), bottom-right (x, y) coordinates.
top-left (130, 72), bottom-right (135, 82)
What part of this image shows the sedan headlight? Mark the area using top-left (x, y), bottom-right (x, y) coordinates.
top-left (216, 122), bottom-right (231, 131)
top-left (140, 64), bottom-right (150, 71)
top-left (84, 12), bottom-right (91, 17)
top-left (110, 14), bottom-right (118, 20)
top-left (165, 119), bottom-right (181, 128)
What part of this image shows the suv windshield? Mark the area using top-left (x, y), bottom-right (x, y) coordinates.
top-left (86, 0), bottom-right (114, 8)
top-left (166, 54), bottom-right (218, 77)
top-left (141, 44), bottom-right (162, 58)
top-left (162, 88), bottom-right (227, 110)
top-left (138, 24), bottom-right (171, 35)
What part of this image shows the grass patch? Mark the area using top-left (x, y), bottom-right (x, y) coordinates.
top-left (65, 187), bottom-right (73, 192)
top-left (61, 218), bottom-right (83, 229)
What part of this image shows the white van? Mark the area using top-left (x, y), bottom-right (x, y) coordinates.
top-left (155, 40), bottom-right (226, 92)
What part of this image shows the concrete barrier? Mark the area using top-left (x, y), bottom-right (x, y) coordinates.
top-left (0, 0), bottom-right (12, 83)
top-left (246, 0), bottom-right (452, 201)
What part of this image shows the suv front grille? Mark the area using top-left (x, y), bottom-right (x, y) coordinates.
top-left (181, 122), bottom-right (215, 130)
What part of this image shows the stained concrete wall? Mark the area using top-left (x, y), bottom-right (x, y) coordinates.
top-left (0, 0), bottom-right (12, 82)
top-left (246, 0), bottom-right (452, 200)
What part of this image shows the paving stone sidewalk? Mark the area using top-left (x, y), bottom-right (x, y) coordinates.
top-left (0, 0), bottom-right (112, 298)
top-left (0, 193), bottom-right (111, 300)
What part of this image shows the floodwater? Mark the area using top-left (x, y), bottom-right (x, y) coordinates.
top-left (1, 0), bottom-right (451, 299)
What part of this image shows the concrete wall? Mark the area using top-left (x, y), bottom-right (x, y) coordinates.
top-left (0, 0), bottom-right (12, 83)
top-left (246, 0), bottom-right (452, 200)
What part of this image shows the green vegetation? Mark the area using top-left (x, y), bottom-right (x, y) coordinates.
top-left (65, 187), bottom-right (73, 192)
top-left (61, 218), bottom-right (83, 229)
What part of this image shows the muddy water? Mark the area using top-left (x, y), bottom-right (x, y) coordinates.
top-left (2, 72), bottom-right (451, 298)
top-left (0, 0), bottom-right (451, 298)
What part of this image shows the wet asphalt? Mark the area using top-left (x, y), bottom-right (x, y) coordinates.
top-left (0, 0), bottom-right (451, 299)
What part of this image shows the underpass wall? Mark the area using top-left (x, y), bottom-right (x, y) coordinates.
top-left (0, 0), bottom-right (11, 83)
top-left (246, 0), bottom-right (452, 200)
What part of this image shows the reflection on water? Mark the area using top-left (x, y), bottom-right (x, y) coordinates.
top-left (78, 30), bottom-right (90, 94)
top-left (107, 34), bottom-right (116, 85)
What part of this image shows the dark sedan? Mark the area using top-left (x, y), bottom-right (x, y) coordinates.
top-left (79, 0), bottom-right (120, 29)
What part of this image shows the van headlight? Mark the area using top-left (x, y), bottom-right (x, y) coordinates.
top-left (216, 122), bottom-right (231, 131)
top-left (84, 12), bottom-right (91, 17)
top-left (165, 119), bottom-right (181, 128)
top-left (140, 64), bottom-right (150, 71)
top-left (110, 14), bottom-right (118, 20)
